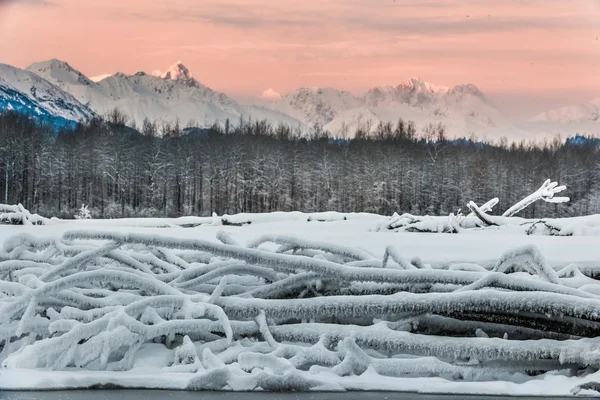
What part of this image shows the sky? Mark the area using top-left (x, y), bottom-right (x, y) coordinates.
top-left (0, 0), bottom-right (599, 120)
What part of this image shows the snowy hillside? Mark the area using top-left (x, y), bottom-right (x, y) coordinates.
top-left (257, 77), bottom-right (524, 139)
top-left (261, 87), bottom-right (363, 127)
top-left (27, 60), bottom-right (306, 129)
top-left (0, 63), bottom-right (95, 123)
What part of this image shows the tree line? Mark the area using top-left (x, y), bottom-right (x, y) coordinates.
top-left (0, 110), bottom-right (598, 219)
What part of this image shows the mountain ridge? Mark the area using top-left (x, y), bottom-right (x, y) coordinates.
top-left (0, 62), bottom-right (96, 124)
top-left (530, 98), bottom-right (600, 124)
top-left (26, 60), bottom-right (306, 129)
top-left (0, 58), bottom-right (596, 140)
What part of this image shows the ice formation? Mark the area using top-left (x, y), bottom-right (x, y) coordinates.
top-left (1, 229), bottom-right (600, 392)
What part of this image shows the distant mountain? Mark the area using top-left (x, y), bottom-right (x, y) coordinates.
top-left (515, 99), bottom-right (600, 139)
top-left (256, 77), bottom-right (523, 139)
top-left (153, 61), bottom-right (193, 81)
top-left (258, 87), bottom-right (362, 127)
top-left (0, 62), bottom-right (95, 126)
top-left (26, 60), bottom-right (306, 129)
top-left (22, 59), bottom-right (522, 138)
top-left (530, 99), bottom-right (600, 124)
top-left (5, 57), bottom-right (595, 140)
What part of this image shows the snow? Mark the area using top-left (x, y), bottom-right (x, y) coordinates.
top-left (15, 58), bottom-right (523, 138)
top-left (1, 212), bottom-right (600, 394)
top-left (0, 203), bottom-right (50, 225)
top-left (25, 59), bottom-right (306, 130)
top-left (26, 59), bottom-right (94, 87)
top-left (0, 63), bottom-right (95, 122)
top-left (255, 78), bottom-right (526, 140)
top-left (522, 98), bottom-right (600, 139)
top-left (531, 98), bottom-right (600, 124)
top-left (160, 61), bottom-right (192, 81)
top-left (400, 76), bottom-right (449, 94)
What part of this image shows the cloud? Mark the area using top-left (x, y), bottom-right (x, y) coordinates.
top-left (342, 14), bottom-right (599, 37)
top-left (0, 0), bottom-right (56, 5)
top-left (127, 4), bottom-right (316, 29)
top-left (121, 0), bottom-right (599, 37)
top-left (261, 88), bottom-right (282, 100)
top-left (90, 73), bottom-right (111, 82)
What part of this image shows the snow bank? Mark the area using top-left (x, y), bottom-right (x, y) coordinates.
top-left (0, 204), bottom-right (379, 229)
top-left (6, 199), bottom-right (600, 238)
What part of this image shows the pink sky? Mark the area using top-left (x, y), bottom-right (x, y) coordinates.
top-left (1, 0), bottom-right (599, 118)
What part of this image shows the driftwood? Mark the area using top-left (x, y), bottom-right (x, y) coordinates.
top-left (0, 230), bottom-right (598, 393)
top-left (0, 204), bottom-right (49, 225)
top-left (383, 179), bottom-right (573, 235)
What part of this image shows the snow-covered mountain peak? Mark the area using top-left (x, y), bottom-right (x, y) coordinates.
top-left (274, 86), bottom-right (362, 127)
top-left (26, 59), bottom-right (94, 86)
top-left (362, 77), bottom-right (450, 108)
top-left (397, 77), bottom-right (449, 95)
top-left (28, 59), bottom-right (72, 72)
top-left (158, 61), bottom-right (192, 81)
top-left (17, 59), bottom-right (305, 130)
top-left (363, 85), bottom-right (399, 107)
top-left (0, 63), bottom-right (95, 122)
top-left (448, 84), bottom-right (485, 102)
top-left (7, 58), bottom-right (538, 139)
top-left (530, 100), bottom-right (600, 124)
top-left (33, 59), bottom-right (66, 69)
top-left (284, 86), bottom-right (356, 101)
top-left (398, 76), bottom-right (423, 90)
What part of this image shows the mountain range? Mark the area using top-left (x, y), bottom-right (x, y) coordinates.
top-left (0, 63), bottom-right (95, 127)
top-left (0, 59), bottom-right (598, 140)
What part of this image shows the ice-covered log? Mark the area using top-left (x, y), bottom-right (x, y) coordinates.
top-left (269, 323), bottom-right (600, 367)
top-left (247, 234), bottom-right (375, 261)
top-left (408, 314), bottom-right (577, 340)
top-left (64, 231), bottom-right (575, 291)
top-left (379, 212), bottom-right (485, 233)
top-left (492, 245), bottom-right (562, 285)
top-left (381, 179), bottom-right (573, 235)
top-left (1, 229), bottom-right (599, 391)
top-left (216, 289), bottom-right (600, 328)
top-left (381, 246), bottom-right (417, 269)
top-left (331, 337), bottom-right (557, 379)
top-left (466, 201), bottom-right (498, 226)
top-left (0, 204), bottom-right (51, 225)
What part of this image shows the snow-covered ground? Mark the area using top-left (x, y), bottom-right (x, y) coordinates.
top-left (1, 213), bottom-right (600, 396)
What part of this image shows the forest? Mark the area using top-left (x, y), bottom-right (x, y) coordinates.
top-left (0, 110), bottom-right (598, 219)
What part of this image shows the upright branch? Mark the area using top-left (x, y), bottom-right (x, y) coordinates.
top-left (502, 179), bottom-right (569, 218)
top-left (467, 198), bottom-right (498, 217)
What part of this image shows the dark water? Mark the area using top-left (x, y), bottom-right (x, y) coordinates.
top-left (0, 391), bottom-right (595, 400)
